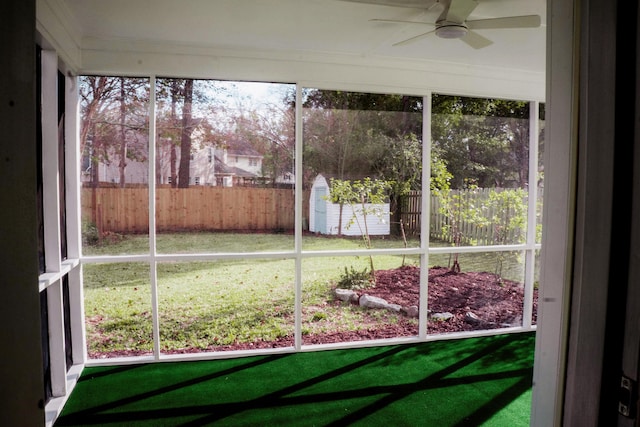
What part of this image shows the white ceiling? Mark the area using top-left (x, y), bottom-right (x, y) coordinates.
top-left (40, 0), bottom-right (545, 99)
top-left (60, 0), bottom-right (545, 72)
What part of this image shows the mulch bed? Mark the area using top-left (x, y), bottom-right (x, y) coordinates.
top-left (372, 265), bottom-right (537, 333)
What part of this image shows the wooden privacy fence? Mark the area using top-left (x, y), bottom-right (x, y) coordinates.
top-left (82, 187), bottom-right (302, 234)
top-left (400, 188), bottom-right (535, 246)
top-left (83, 186), bottom-right (537, 244)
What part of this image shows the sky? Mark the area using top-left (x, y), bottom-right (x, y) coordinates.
top-left (210, 80), bottom-right (294, 110)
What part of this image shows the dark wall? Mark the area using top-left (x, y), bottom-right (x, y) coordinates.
top-left (0, 0), bottom-right (46, 424)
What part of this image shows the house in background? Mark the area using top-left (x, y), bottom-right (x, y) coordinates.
top-left (214, 137), bottom-right (265, 186)
top-left (275, 171), bottom-right (295, 185)
top-left (83, 135), bottom-right (264, 187)
top-left (81, 133), bottom-right (150, 185)
top-left (225, 137), bottom-right (262, 178)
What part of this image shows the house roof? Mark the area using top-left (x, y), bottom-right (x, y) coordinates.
top-left (230, 166), bottom-right (259, 178)
top-left (214, 155), bottom-right (258, 178)
top-left (225, 136), bottom-right (262, 158)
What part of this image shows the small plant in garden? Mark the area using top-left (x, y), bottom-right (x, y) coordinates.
top-left (326, 177), bottom-right (393, 281)
top-left (433, 173), bottom-right (488, 273)
top-left (82, 220), bottom-right (126, 246)
top-left (82, 220), bottom-right (100, 245)
top-left (337, 265), bottom-right (374, 290)
top-left (312, 311), bottom-right (327, 322)
top-left (487, 188), bottom-right (527, 283)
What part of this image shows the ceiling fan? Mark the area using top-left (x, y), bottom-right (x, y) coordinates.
top-left (341, 0), bottom-right (541, 49)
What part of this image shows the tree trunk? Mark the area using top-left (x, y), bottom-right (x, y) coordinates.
top-left (89, 123), bottom-right (101, 240)
top-left (390, 194), bottom-right (401, 236)
top-left (170, 144), bottom-right (177, 188)
top-left (169, 80), bottom-right (179, 188)
top-left (178, 79), bottom-right (193, 188)
top-left (118, 77), bottom-right (127, 187)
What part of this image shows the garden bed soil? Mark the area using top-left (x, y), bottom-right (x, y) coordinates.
top-left (91, 265), bottom-right (538, 358)
top-left (232, 265), bottom-right (537, 349)
top-left (216, 266), bottom-right (538, 350)
top-left (372, 265), bottom-right (537, 333)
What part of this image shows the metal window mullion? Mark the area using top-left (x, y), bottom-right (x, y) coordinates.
top-left (65, 74), bottom-right (82, 260)
top-left (523, 101), bottom-right (540, 329)
top-left (419, 92), bottom-right (432, 339)
top-left (149, 76), bottom-right (157, 257)
top-left (64, 73), bottom-right (87, 366)
top-left (149, 76), bottom-right (161, 360)
top-left (294, 84), bottom-right (303, 350)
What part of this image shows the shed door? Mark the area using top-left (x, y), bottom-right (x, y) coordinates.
top-left (314, 187), bottom-right (327, 234)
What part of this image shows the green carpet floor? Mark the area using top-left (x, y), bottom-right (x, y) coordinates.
top-left (55, 332), bottom-right (535, 426)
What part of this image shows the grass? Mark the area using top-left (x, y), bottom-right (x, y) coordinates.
top-left (83, 232), bottom-right (529, 356)
top-left (83, 230), bottom-right (416, 256)
top-left (157, 259), bottom-right (296, 349)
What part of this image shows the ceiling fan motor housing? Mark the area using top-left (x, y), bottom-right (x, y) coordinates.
top-left (435, 22), bottom-right (469, 39)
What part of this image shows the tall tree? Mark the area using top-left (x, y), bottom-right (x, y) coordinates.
top-left (79, 76), bottom-right (148, 187)
top-left (169, 79), bottom-right (180, 187)
top-left (79, 76), bottom-right (118, 159)
top-left (79, 76), bottom-right (118, 188)
top-left (302, 89), bottom-right (423, 185)
top-left (431, 94), bottom-right (530, 189)
top-left (118, 77), bottom-right (127, 187)
top-left (156, 78), bottom-right (222, 187)
top-left (231, 86), bottom-right (296, 186)
top-left (178, 79), bottom-right (194, 188)
top-left (301, 86), bottom-right (424, 235)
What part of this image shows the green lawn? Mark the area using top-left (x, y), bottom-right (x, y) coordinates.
top-left (83, 231), bottom-right (419, 256)
top-left (83, 232), bottom-right (528, 357)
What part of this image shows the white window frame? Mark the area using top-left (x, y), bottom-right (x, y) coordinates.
top-left (78, 80), bottom-right (542, 366)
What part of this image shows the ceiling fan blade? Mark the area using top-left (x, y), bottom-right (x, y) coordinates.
top-left (370, 18), bottom-right (434, 25)
top-left (446, 0), bottom-right (478, 23)
top-left (460, 30), bottom-right (493, 49)
top-left (466, 15), bottom-right (542, 30)
top-left (392, 29), bottom-right (437, 46)
top-left (339, 0), bottom-right (439, 9)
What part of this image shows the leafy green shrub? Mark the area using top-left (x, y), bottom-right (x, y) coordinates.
top-left (312, 312), bottom-right (327, 322)
top-left (337, 266), bottom-right (373, 290)
top-left (82, 221), bottom-right (99, 245)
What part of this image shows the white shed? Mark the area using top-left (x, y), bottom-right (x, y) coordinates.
top-left (309, 174), bottom-right (390, 236)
